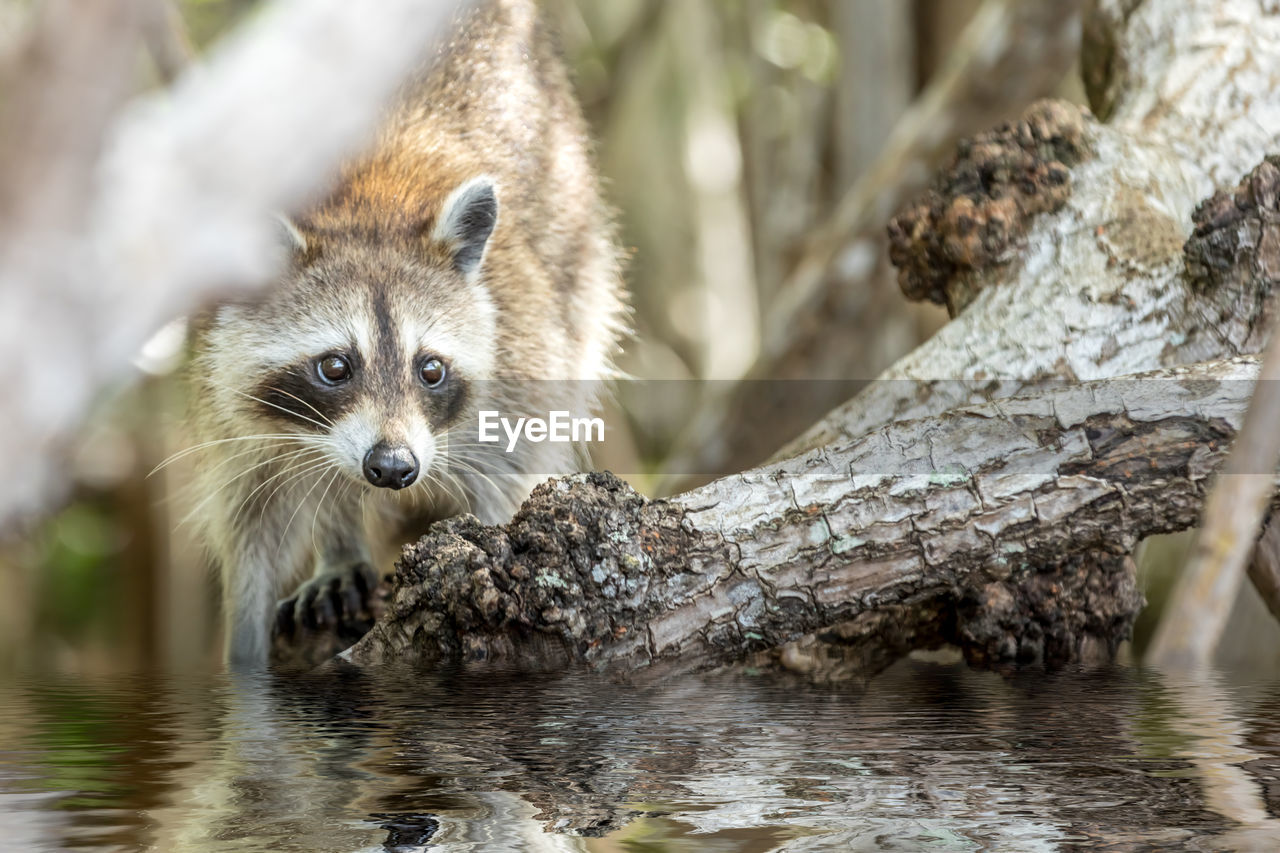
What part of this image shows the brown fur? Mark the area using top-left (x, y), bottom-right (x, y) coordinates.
top-left (185, 0), bottom-right (625, 667)
top-left (299, 0), bottom-right (622, 381)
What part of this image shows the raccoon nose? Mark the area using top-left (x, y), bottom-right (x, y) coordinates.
top-left (363, 443), bottom-right (419, 490)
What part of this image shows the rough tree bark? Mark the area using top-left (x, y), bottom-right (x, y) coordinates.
top-left (342, 356), bottom-right (1262, 675)
top-left (325, 0), bottom-right (1280, 677)
top-left (768, 0), bottom-right (1280, 673)
top-left (784, 0), bottom-right (1280, 454)
top-left (756, 0), bottom-right (1280, 675)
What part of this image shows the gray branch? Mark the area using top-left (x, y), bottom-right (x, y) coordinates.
top-left (343, 357), bottom-right (1262, 675)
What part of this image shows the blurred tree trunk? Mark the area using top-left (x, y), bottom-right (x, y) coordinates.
top-left (913, 0), bottom-right (982, 84)
top-left (685, 0), bottom-right (923, 481)
top-left (673, 0), bottom-right (759, 379)
top-left (834, 1), bottom-right (916, 192)
top-left (661, 0), bottom-right (1083, 490)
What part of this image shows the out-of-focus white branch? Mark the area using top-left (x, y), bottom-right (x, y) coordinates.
top-left (0, 0), bottom-right (467, 528)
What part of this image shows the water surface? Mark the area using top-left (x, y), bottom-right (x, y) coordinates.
top-left (1, 659), bottom-right (1278, 851)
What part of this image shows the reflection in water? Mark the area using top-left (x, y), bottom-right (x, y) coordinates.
top-left (0, 660), bottom-right (1278, 851)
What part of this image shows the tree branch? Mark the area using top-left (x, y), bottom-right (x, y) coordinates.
top-left (784, 0), bottom-right (1280, 459)
top-left (342, 357), bottom-right (1262, 675)
top-left (140, 0), bottom-right (195, 84)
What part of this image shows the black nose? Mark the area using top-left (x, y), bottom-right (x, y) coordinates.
top-left (363, 443), bottom-right (419, 490)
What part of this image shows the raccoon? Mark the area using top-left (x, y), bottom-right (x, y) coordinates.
top-left (185, 0), bottom-right (625, 667)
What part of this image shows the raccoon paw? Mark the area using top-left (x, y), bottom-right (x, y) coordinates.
top-left (274, 563), bottom-right (385, 642)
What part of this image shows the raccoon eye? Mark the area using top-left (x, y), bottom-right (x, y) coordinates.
top-left (419, 358), bottom-right (447, 388)
top-left (317, 354), bottom-right (352, 384)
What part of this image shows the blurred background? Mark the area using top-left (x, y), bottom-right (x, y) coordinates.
top-left (3, 0), bottom-right (1275, 676)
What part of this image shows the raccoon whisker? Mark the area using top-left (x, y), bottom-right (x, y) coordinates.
top-left (449, 457), bottom-right (512, 487)
top-left (357, 487), bottom-right (371, 545)
top-left (442, 467), bottom-right (473, 508)
top-left (247, 456), bottom-right (337, 539)
top-left (442, 453), bottom-right (509, 491)
top-left (266, 460), bottom-right (337, 558)
top-left (191, 449), bottom-right (328, 532)
top-left (258, 384), bottom-right (335, 428)
top-left (414, 470), bottom-right (453, 513)
top-left (276, 462), bottom-right (340, 559)
top-left (309, 467), bottom-right (344, 556)
top-left (180, 446), bottom-right (327, 528)
top-left (154, 441), bottom-right (297, 509)
top-left (343, 476), bottom-right (372, 539)
top-left (357, 480), bottom-right (369, 524)
top-left (176, 438), bottom-right (323, 491)
top-left (438, 440), bottom-right (512, 467)
top-left (333, 477), bottom-right (361, 526)
top-left (231, 448), bottom-right (335, 531)
top-left (435, 429), bottom-right (507, 452)
top-left (246, 455), bottom-right (334, 542)
top-left (325, 477), bottom-right (363, 550)
top-left (441, 455), bottom-right (509, 502)
top-left (150, 433), bottom-right (322, 475)
top-left (442, 473), bottom-right (500, 516)
top-left (426, 464), bottom-right (469, 510)
top-left (440, 463), bottom-right (499, 503)
top-left (439, 458), bottom-right (520, 518)
top-left (217, 383), bottom-right (334, 432)
top-left (434, 439), bottom-right (515, 478)
top-left (436, 435), bottom-right (523, 466)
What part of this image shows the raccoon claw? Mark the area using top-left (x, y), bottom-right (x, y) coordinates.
top-left (274, 564), bottom-right (380, 642)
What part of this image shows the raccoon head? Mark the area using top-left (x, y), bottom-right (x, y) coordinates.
top-left (202, 176), bottom-right (501, 493)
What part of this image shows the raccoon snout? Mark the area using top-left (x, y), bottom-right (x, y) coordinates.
top-left (363, 443), bottom-right (419, 490)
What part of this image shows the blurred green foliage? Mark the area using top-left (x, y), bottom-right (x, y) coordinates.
top-left (179, 0), bottom-right (258, 48)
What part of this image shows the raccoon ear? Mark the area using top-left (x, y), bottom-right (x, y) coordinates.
top-left (432, 176), bottom-right (498, 277)
top-left (275, 214), bottom-right (309, 254)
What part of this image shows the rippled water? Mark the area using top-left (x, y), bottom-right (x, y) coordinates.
top-left (1, 659), bottom-right (1279, 851)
